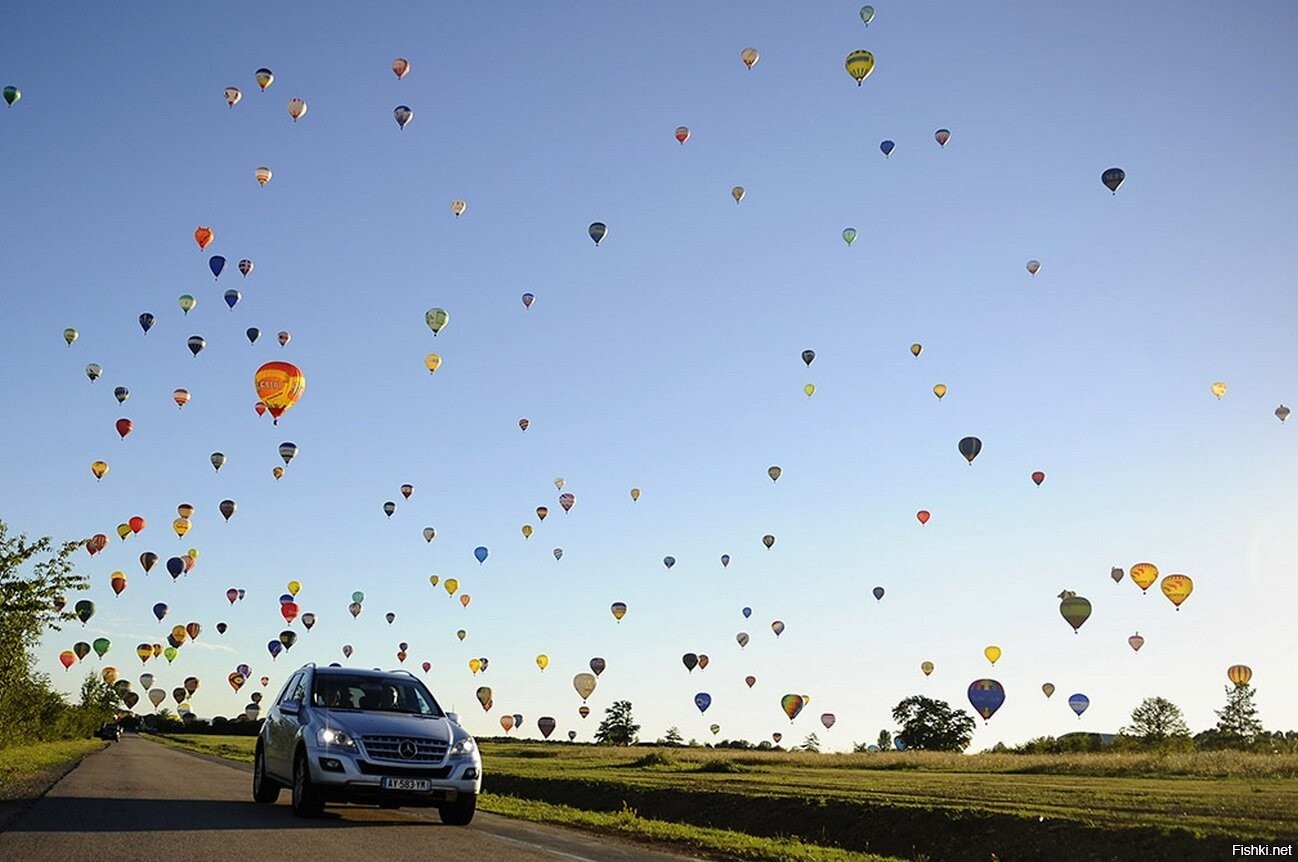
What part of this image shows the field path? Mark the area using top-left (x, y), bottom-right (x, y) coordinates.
top-left (0, 735), bottom-right (700, 862)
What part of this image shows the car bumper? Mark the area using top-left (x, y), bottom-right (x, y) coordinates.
top-left (309, 751), bottom-right (481, 804)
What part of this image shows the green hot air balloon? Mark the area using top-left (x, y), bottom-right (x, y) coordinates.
top-left (92, 637), bottom-right (111, 658)
top-left (425, 307), bottom-right (449, 335)
top-left (2, 86), bottom-right (20, 107)
top-left (1058, 592), bottom-right (1092, 633)
top-left (842, 227), bottom-right (858, 246)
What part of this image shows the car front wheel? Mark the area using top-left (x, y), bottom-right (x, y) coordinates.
top-left (438, 794), bottom-right (476, 826)
top-left (252, 745), bottom-right (280, 804)
top-left (291, 751), bottom-right (325, 817)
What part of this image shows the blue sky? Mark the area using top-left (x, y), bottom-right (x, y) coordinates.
top-left (3, 1), bottom-right (1297, 750)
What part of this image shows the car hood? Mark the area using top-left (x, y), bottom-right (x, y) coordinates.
top-left (316, 709), bottom-right (454, 740)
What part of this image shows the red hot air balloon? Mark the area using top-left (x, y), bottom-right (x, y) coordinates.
top-left (1032, 471), bottom-right (1046, 486)
top-left (115, 418), bottom-right (133, 439)
top-left (916, 510), bottom-right (931, 524)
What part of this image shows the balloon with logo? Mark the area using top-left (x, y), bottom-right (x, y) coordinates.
top-left (610, 602), bottom-right (627, 621)
top-left (1101, 167), bottom-right (1125, 194)
top-left (588, 222), bottom-right (607, 246)
top-left (967, 679), bottom-right (1005, 721)
top-left (254, 362), bottom-right (306, 424)
top-left (694, 693), bottom-right (711, 714)
top-left (573, 672), bottom-right (597, 702)
top-left (844, 50), bottom-right (874, 85)
top-left (1160, 574), bottom-right (1193, 610)
top-left (1129, 562), bottom-right (1158, 593)
top-left (1068, 693), bottom-right (1090, 718)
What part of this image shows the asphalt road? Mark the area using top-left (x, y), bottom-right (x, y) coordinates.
top-left (0, 735), bottom-right (701, 862)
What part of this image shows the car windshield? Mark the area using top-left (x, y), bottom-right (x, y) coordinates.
top-left (311, 675), bottom-right (443, 716)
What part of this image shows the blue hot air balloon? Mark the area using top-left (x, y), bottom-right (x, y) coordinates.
top-left (246, 327), bottom-right (260, 344)
top-left (958, 436), bottom-right (983, 465)
top-left (209, 255), bottom-right (226, 279)
top-left (880, 140), bottom-right (895, 157)
top-left (474, 546), bottom-right (488, 564)
top-left (1068, 693), bottom-right (1090, 717)
top-left (278, 594), bottom-right (294, 606)
top-left (894, 737), bottom-right (907, 751)
top-left (588, 222), bottom-right (607, 246)
top-left (166, 557), bottom-right (185, 578)
top-left (139, 313), bottom-right (156, 334)
top-left (742, 607), bottom-right (751, 618)
top-left (872, 586), bottom-right (885, 601)
top-left (694, 692), bottom-right (712, 714)
top-left (967, 678), bottom-right (1005, 721)
top-left (152, 602), bottom-right (168, 621)
top-left (224, 289), bottom-right (241, 309)
top-left (267, 640), bottom-right (283, 659)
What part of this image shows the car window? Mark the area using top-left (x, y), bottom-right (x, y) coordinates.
top-left (275, 672), bottom-right (302, 706)
top-left (315, 675), bottom-right (443, 715)
top-left (288, 673), bottom-right (308, 704)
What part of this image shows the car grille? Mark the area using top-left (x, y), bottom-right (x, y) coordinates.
top-left (360, 735), bottom-right (447, 763)
top-left (357, 762), bottom-right (453, 778)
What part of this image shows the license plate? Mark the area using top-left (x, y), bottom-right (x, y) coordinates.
top-left (381, 777), bottom-right (431, 791)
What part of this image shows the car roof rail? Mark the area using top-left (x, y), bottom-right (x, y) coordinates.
top-left (389, 669), bottom-right (417, 678)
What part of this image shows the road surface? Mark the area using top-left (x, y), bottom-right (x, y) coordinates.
top-left (0, 735), bottom-right (700, 862)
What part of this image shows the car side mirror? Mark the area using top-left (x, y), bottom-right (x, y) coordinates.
top-left (280, 700), bottom-right (301, 716)
top-left (446, 712), bottom-right (460, 725)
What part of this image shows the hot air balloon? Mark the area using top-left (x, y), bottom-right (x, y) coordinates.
top-left (968, 679), bottom-right (1005, 721)
top-left (110, 572), bottom-right (127, 596)
top-left (73, 642), bottom-right (91, 661)
top-left (842, 227), bottom-right (857, 246)
top-left (1130, 562), bottom-right (1158, 593)
top-left (423, 527), bottom-right (436, 543)
top-left (573, 672), bottom-right (597, 702)
top-left (588, 222), bottom-right (607, 246)
top-left (521, 524), bottom-right (533, 539)
top-left (521, 293), bottom-right (535, 308)
top-left (537, 717), bottom-right (556, 739)
top-left (535, 654), bottom-right (549, 672)
top-left (277, 442), bottom-right (298, 466)
top-left (958, 436), bottom-right (982, 464)
top-left (114, 418), bottom-right (133, 440)
top-left (444, 579), bottom-right (459, 597)
top-left (387, 104), bottom-right (414, 129)
top-left (224, 86), bottom-right (241, 107)
top-left (1227, 665), bottom-right (1252, 687)
top-left (382, 501), bottom-right (396, 518)
top-left (74, 600), bottom-right (96, 625)
top-left (1031, 471), bottom-right (1046, 486)
top-left (238, 259), bottom-right (253, 277)
top-left (140, 552), bottom-right (157, 573)
top-left (86, 534), bottom-right (108, 555)
top-left (1026, 259), bottom-right (1041, 275)
top-left (804, 384), bottom-right (816, 397)
top-left (267, 640), bottom-right (283, 660)
top-left (916, 510), bottom-right (930, 524)
top-left (1042, 683), bottom-right (1055, 698)
top-left (1277, 405), bottom-right (1291, 423)
top-left (85, 363), bottom-right (103, 382)
top-left (187, 336), bottom-right (206, 358)
top-left (780, 694), bottom-right (804, 721)
top-left (255, 68), bottom-right (274, 90)
top-left (933, 383), bottom-right (948, 400)
top-left (559, 493), bottom-right (575, 512)
top-left (984, 645), bottom-right (1002, 665)
top-left (844, 50), bottom-right (874, 85)
top-left (519, 418), bottom-right (529, 431)
top-left (1101, 167), bottom-right (1125, 194)
top-left (194, 227), bottom-right (213, 250)
top-left (247, 328), bottom-right (261, 345)
top-left (474, 546), bottom-right (488, 564)
top-left (740, 47), bottom-right (759, 69)
top-left (731, 186), bottom-right (745, 203)
top-left (762, 534), bottom-right (775, 549)
top-left (1068, 694), bottom-right (1090, 717)
top-left (1211, 381), bottom-right (1228, 399)
top-left (1059, 593), bottom-right (1092, 633)
top-left (736, 632), bottom-right (749, 648)
top-left (254, 361), bottom-right (306, 424)
top-left (172, 389), bottom-right (190, 409)
top-left (910, 343), bottom-right (922, 357)
top-left (392, 57), bottom-right (410, 78)
top-left (872, 586), bottom-right (885, 601)
top-left (63, 328), bottom-right (78, 346)
top-left (1160, 574), bottom-right (1193, 609)
top-left (112, 387), bottom-right (129, 405)
top-left (722, 555), bottom-right (731, 567)
top-left (3, 86), bottom-right (21, 106)
top-left (860, 5), bottom-right (875, 25)
top-left (424, 307), bottom-right (449, 335)
top-left (276, 330), bottom-right (291, 348)
top-left (476, 686), bottom-right (493, 711)
top-left (610, 602), bottom-right (627, 621)
top-left (59, 651), bottom-right (76, 670)
top-left (935, 129), bottom-right (951, 147)
top-left (218, 499), bottom-right (237, 522)
top-left (252, 165), bottom-right (273, 188)
top-left (771, 620), bottom-right (785, 637)
top-left (682, 653), bottom-right (698, 672)
top-left (224, 289), bottom-right (241, 309)
top-left (819, 713), bottom-right (836, 731)
top-left (694, 693), bottom-right (712, 713)
top-left (674, 126), bottom-right (691, 145)
top-left (286, 98), bottom-right (307, 121)
top-left (630, 488), bottom-right (640, 501)
top-left (921, 661), bottom-right (934, 677)
top-left (1128, 633), bottom-right (1145, 652)
top-left (880, 139), bottom-right (895, 157)
top-left (662, 556), bottom-right (676, 570)
top-left (348, 602), bottom-right (362, 618)
top-left (1111, 567), bottom-right (1125, 584)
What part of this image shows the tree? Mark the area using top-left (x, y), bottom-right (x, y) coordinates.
top-left (800, 733), bottom-right (820, 753)
top-left (594, 700), bottom-right (639, 746)
top-left (0, 522), bottom-right (88, 745)
top-left (1120, 696), bottom-right (1191, 749)
top-left (877, 728), bottom-right (893, 750)
top-left (658, 726), bottom-right (684, 746)
top-left (79, 671), bottom-right (121, 721)
top-left (891, 695), bottom-right (976, 752)
top-left (1214, 685), bottom-right (1263, 746)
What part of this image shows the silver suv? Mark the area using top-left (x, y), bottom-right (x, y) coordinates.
top-left (253, 663), bottom-right (481, 823)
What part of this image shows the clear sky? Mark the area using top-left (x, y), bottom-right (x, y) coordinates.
top-left (3, 1), bottom-right (1297, 751)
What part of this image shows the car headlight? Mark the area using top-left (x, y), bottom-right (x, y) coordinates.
top-left (449, 737), bottom-right (477, 757)
top-left (317, 727), bottom-right (356, 748)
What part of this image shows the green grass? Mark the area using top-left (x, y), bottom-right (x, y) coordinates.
top-left (148, 733), bottom-right (255, 763)
top-left (478, 794), bottom-right (901, 862)
top-left (0, 739), bottom-right (105, 800)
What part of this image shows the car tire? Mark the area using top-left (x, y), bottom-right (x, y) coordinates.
top-left (438, 794), bottom-right (476, 826)
top-left (291, 751), bottom-right (325, 817)
top-left (253, 745), bottom-right (280, 804)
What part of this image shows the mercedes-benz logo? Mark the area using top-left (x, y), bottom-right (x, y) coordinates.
top-left (398, 739), bottom-right (418, 760)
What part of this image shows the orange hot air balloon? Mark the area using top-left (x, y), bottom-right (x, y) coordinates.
top-left (129, 516), bottom-right (145, 534)
top-left (1129, 562), bottom-right (1159, 593)
top-left (1160, 574), bottom-right (1193, 610)
top-left (194, 227), bottom-right (213, 251)
top-left (254, 361), bottom-right (306, 424)
top-left (110, 572), bottom-right (127, 596)
top-left (916, 510), bottom-right (930, 524)
top-left (1227, 665), bottom-right (1252, 687)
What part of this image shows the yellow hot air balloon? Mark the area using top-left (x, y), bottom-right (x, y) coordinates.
top-left (1211, 381), bottom-right (1228, 399)
top-left (91, 460), bottom-right (109, 480)
top-left (804, 383), bottom-right (816, 397)
top-left (521, 524), bottom-right (533, 539)
top-left (1227, 665), bottom-right (1252, 687)
top-left (910, 343), bottom-right (923, 357)
top-left (468, 658), bottom-right (482, 674)
top-left (933, 383), bottom-right (948, 400)
top-left (920, 661), bottom-right (934, 677)
top-left (424, 353), bottom-right (442, 374)
top-left (63, 328), bottom-right (78, 346)
top-left (845, 50), bottom-right (875, 85)
top-left (1160, 574), bottom-right (1193, 609)
top-left (172, 518), bottom-right (191, 538)
top-left (630, 488), bottom-right (641, 501)
top-left (731, 186), bottom-right (745, 204)
top-left (740, 47), bottom-right (759, 69)
top-left (536, 654), bottom-right (549, 671)
top-left (287, 580), bottom-right (301, 597)
top-left (984, 645), bottom-right (1002, 665)
top-left (450, 200), bottom-right (467, 218)
top-left (254, 361), bottom-right (306, 424)
top-left (1129, 562), bottom-right (1159, 593)
top-left (444, 578), bottom-right (459, 596)
top-left (273, 466), bottom-right (284, 480)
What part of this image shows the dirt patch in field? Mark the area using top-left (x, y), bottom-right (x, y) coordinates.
top-left (485, 774), bottom-right (1280, 861)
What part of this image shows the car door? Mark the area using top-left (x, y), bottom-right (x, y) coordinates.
top-left (266, 671), bottom-right (304, 779)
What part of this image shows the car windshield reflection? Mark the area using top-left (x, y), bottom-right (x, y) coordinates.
top-left (311, 675), bottom-right (443, 716)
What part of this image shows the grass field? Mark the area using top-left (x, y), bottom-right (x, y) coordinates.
top-left (0, 739), bottom-right (106, 801)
